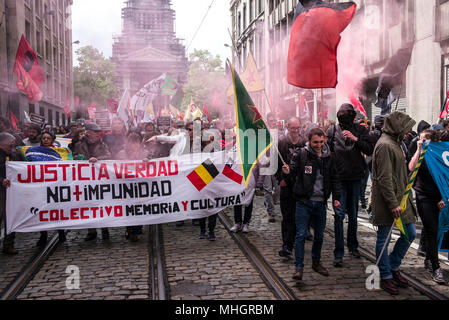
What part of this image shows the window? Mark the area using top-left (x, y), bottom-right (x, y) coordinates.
top-left (45, 40), bottom-right (50, 60)
top-left (250, 0), bottom-right (253, 22)
top-left (44, 4), bottom-right (49, 25)
top-left (243, 4), bottom-right (247, 30)
top-left (53, 47), bottom-right (57, 67)
top-left (25, 20), bottom-right (31, 42)
top-left (238, 12), bottom-right (241, 35)
top-left (35, 0), bottom-right (40, 14)
top-left (36, 31), bottom-right (42, 54)
top-left (48, 109), bottom-right (53, 126)
top-left (56, 111), bottom-right (60, 126)
top-left (29, 103), bottom-right (35, 114)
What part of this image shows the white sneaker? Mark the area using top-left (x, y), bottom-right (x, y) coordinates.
top-left (242, 224), bottom-right (249, 233)
top-left (230, 223), bottom-right (242, 233)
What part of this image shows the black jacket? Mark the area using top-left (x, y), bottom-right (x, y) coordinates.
top-left (326, 123), bottom-right (374, 180)
top-left (284, 144), bottom-right (341, 202)
top-left (276, 134), bottom-right (305, 183)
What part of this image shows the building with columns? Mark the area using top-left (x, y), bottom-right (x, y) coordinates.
top-left (230, 0), bottom-right (449, 125)
top-left (111, 0), bottom-right (188, 101)
top-left (0, 0), bottom-right (74, 127)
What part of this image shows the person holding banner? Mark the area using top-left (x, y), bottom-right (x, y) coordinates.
top-left (35, 132), bottom-right (67, 246)
top-left (371, 111), bottom-right (417, 295)
top-left (0, 133), bottom-right (19, 254)
top-left (116, 132), bottom-right (148, 242)
top-left (73, 122), bottom-right (112, 241)
top-left (408, 129), bottom-right (446, 284)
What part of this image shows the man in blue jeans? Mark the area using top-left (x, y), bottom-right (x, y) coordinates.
top-left (282, 128), bottom-right (341, 280)
top-left (371, 111), bottom-right (417, 295)
top-left (326, 104), bottom-right (374, 267)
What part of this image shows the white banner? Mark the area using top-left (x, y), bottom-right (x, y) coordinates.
top-left (6, 152), bottom-right (254, 233)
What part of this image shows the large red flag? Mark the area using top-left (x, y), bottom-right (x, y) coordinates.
top-left (13, 35), bottom-right (45, 102)
top-left (287, 1), bottom-right (356, 89)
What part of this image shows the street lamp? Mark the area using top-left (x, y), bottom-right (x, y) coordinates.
top-left (73, 40), bottom-right (80, 45)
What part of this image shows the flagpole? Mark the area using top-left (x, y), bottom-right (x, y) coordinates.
top-left (226, 59), bottom-right (287, 167)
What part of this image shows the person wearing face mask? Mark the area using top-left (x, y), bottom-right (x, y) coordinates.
top-left (326, 103), bottom-right (375, 267)
top-left (408, 129), bottom-right (446, 284)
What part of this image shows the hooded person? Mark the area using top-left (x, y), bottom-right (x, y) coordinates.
top-left (326, 103), bottom-right (375, 266)
top-left (371, 111), bottom-right (417, 295)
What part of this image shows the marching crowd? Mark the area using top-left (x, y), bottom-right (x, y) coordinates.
top-left (0, 104), bottom-right (449, 296)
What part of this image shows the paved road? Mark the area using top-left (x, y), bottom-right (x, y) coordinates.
top-left (1, 192), bottom-right (447, 300)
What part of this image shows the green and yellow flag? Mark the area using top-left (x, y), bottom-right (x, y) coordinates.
top-left (230, 61), bottom-right (273, 188)
top-left (398, 142), bottom-right (429, 242)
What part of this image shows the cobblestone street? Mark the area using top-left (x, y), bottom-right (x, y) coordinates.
top-left (2, 192), bottom-right (447, 300)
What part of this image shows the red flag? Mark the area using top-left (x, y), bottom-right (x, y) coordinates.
top-left (107, 98), bottom-right (119, 114)
top-left (9, 111), bottom-right (18, 131)
top-left (349, 95), bottom-right (367, 118)
top-left (13, 35), bottom-right (45, 102)
top-left (287, 1), bottom-right (356, 89)
top-left (203, 104), bottom-right (211, 123)
top-left (88, 102), bottom-right (96, 119)
top-left (64, 98), bottom-right (71, 118)
top-left (440, 91), bottom-right (449, 119)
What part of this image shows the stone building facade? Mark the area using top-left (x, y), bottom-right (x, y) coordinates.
top-left (0, 0), bottom-right (74, 126)
top-left (112, 0), bottom-right (188, 101)
top-left (230, 0), bottom-right (449, 125)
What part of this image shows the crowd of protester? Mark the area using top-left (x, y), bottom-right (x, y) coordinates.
top-left (0, 107), bottom-right (449, 296)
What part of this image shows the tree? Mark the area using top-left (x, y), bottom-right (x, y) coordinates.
top-left (73, 46), bottom-right (118, 118)
top-left (182, 49), bottom-right (228, 118)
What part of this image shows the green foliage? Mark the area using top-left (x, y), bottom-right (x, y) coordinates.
top-left (73, 46), bottom-right (118, 111)
top-left (182, 49), bottom-right (227, 118)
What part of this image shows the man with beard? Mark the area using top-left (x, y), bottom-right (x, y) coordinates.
top-left (326, 104), bottom-right (375, 267)
top-left (73, 122), bottom-right (111, 241)
top-left (23, 123), bottom-right (41, 147)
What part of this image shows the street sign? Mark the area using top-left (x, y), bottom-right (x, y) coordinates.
top-left (29, 113), bottom-right (46, 127)
top-left (95, 111), bottom-right (111, 131)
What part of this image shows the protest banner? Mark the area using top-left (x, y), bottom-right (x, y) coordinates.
top-left (95, 111), bottom-right (112, 131)
top-left (29, 112), bottom-right (46, 127)
top-left (6, 151), bottom-right (252, 233)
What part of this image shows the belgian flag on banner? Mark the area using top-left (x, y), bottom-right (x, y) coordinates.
top-left (187, 159), bottom-right (219, 191)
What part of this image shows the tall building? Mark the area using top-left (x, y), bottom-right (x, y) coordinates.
top-left (112, 0), bottom-right (188, 99)
top-left (0, 0), bottom-right (74, 126)
top-left (230, 0), bottom-right (449, 125)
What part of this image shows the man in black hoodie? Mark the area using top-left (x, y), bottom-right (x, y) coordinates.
top-left (326, 104), bottom-right (375, 267)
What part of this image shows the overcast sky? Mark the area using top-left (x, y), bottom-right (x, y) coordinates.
top-left (72, 0), bottom-right (231, 65)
